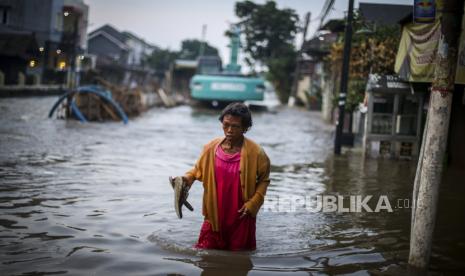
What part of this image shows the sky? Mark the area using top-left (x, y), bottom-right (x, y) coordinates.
top-left (84, 0), bottom-right (412, 65)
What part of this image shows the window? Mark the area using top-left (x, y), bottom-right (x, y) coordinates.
top-left (399, 142), bottom-right (413, 157)
top-left (198, 59), bottom-right (221, 75)
top-left (0, 7), bottom-right (9, 24)
top-left (369, 92), bottom-right (421, 137)
top-left (372, 94), bottom-right (394, 113)
top-left (380, 141), bottom-right (391, 155)
top-left (55, 12), bottom-right (63, 31)
top-left (396, 94), bottom-right (419, 136)
top-left (371, 94), bottom-right (394, 135)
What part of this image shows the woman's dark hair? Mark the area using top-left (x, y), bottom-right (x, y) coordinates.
top-left (219, 102), bottom-right (253, 132)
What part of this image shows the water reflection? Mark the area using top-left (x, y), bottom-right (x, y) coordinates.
top-left (165, 253), bottom-right (253, 276)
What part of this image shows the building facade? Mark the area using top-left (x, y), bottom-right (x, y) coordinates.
top-left (87, 24), bottom-right (157, 86)
top-left (0, 0), bottom-right (88, 85)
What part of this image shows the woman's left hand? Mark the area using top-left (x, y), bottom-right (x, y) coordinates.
top-left (238, 204), bottom-right (249, 219)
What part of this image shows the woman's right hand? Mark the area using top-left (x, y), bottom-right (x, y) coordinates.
top-left (182, 175), bottom-right (194, 187)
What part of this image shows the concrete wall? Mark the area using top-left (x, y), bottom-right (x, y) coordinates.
top-left (321, 77), bottom-right (334, 123)
top-left (296, 75), bottom-right (310, 106)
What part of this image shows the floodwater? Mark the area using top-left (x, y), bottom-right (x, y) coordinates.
top-left (0, 97), bottom-right (464, 275)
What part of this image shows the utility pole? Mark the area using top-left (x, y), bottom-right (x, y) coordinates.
top-left (288, 12), bottom-right (311, 107)
top-left (334, 0), bottom-right (354, 155)
top-left (409, 0), bottom-right (463, 269)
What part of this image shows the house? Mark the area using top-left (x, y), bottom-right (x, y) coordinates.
top-left (87, 24), bottom-right (158, 86)
top-left (301, 19), bottom-right (344, 121)
top-left (122, 31), bottom-right (158, 67)
top-left (165, 59), bottom-right (198, 98)
top-left (0, 0), bottom-right (89, 85)
top-left (298, 30), bottom-right (339, 110)
top-left (393, 11), bottom-right (465, 166)
top-left (0, 25), bottom-right (39, 85)
top-left (88, 25), bottom-right (131, 66)
top-left (362, 74), bottom-right (425, 159)
top-left (301, 3), bottom-right (412, 150)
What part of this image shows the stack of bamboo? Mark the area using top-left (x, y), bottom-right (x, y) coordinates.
top-left (74, 78), bottom-right (145, 122)
top-left (96, 77), bottom-right (144, 117)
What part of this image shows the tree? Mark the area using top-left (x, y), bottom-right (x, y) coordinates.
top-left (146, 39), bottom-right (220, 73)
top-left (327, 15), bottom-right (401, 111)
top-left (146, 48), bottom-right (179, 73)
top-left (179, 39), bottom-right (219, 60)
top-left (234, 0), bottom-right (299, 103)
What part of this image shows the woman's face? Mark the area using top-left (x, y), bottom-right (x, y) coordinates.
top-left (222, 114), bottom-right (244, 142)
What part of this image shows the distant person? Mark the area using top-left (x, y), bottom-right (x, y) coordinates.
top-left (177, 102), bottom-right (271, 250)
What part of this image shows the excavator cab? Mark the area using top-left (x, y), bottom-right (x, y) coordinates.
top-left (197, 56), bottom-right (222, 75)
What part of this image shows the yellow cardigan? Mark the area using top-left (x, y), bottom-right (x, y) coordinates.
top-left (185, 136), bottom-right (271, 232)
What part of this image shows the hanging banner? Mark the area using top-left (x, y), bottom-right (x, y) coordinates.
top-left (395, 20), bottom-right (441, 82)
top-left (395, 0), bottom-right (464, 84)
top-left (413, 0), bottom-right (436, 24)
top-left (455, 3), bottom-right (465, 84)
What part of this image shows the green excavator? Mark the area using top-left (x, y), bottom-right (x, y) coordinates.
top-left (190, 26), bottom-right (265, 105)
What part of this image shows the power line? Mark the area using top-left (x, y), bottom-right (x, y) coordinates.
top-left (318, 0), bottom-right (336, 29)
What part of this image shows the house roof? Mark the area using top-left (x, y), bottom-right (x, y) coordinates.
top-left (89, 24), bottom-right (127, 43)
top-left (359, 2), bottom-right (412, 26)
top-left (122, 31), bottom-right (159, 50)
top-left (302, 32), bottom-right (338, 58)
top-left (88, 24), bottom-right (129, 50)
top-left (88, 24), bottom-right (159, 51)
top-left (319, 19), bottom-right (345, 33)
top-left (174, 59), bottom-right (198, 69)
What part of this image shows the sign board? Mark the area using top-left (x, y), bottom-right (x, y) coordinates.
top-left (413, 0), bottom-right (436, 24)
top-left (211, 82), bottom-right (246, 92)
top-left (367, 74), bottom-right (411, 93)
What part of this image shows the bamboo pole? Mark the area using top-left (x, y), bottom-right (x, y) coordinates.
top-left (409, 0), bottom-right (463, 268)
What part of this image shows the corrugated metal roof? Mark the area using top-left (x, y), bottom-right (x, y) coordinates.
top-left (174, 59), bottom-right (198, 69)
top-left (359, 3), bottom-right (412, 26)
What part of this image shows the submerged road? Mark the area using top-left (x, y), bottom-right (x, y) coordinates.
top-left (0, 97), bottom-right (464, 275)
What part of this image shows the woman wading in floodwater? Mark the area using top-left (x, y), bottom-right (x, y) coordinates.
top-left (177, 102), bottom-right (271, 250)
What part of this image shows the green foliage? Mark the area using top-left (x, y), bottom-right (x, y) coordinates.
top-left (146, 39), bottom-right (219, 73)
top-left (234, 0), bottom-right (299, 103)
top-left (179, 39), bottom-right (219, 60)
top-left (146, 48), bottom-right (179, 73)
top-left (328, 11), bottom-right (401, 112)
top-left (346, 79), bottom-right (366, 111)
top-left (266, 45), bottom-right (296, 103)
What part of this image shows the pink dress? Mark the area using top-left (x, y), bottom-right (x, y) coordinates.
top-left (195, 145), bottom-right (256, 250)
